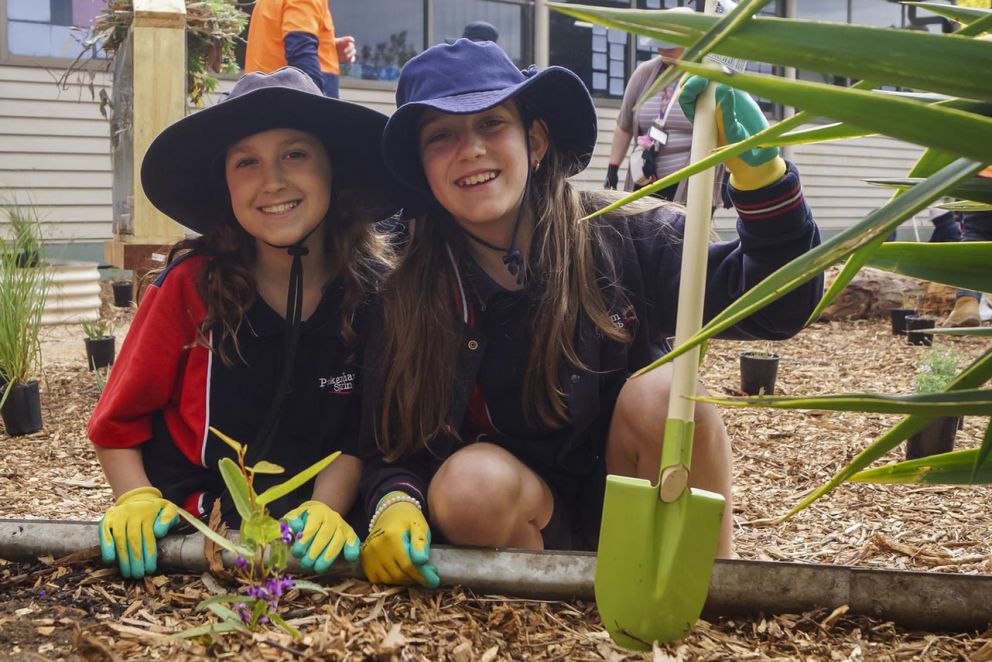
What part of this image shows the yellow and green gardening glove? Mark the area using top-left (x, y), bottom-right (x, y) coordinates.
top-left (679, 75), bottom-right (787, 190)
top-left (98, 486), bottom-right (179, 579)
top-left (284, 500), bottom-right (360, 573)
top-left (360, 491), bottom-right (439, 588)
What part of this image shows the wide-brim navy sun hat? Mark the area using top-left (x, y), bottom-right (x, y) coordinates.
top-left (141, 67), bottom-right (400, 235)
top-left (382, 39), bottom-right (598, 194)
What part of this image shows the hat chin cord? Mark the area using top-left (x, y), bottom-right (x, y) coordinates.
top-left (458, 131), bottom-right (534, 286)
top-left (246, 223), bottom-right (320, 463)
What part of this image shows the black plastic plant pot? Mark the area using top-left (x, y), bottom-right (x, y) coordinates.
top-left (905, 315), bottom-right (937, 346)
top-left (85, 336), bottom-right (116, 370)
top-left (740, 351), bottom-right (779, 396)
top-left (14, 250), bottom-right (40, 268)
top-left (889, 307), bottom-right (917, 336)
top-left (1, 380), bottom-right (43, 436)
top-left (112, 280), bottom-right (133, 307)
top-left (905, 416), bottom-right (959, 460)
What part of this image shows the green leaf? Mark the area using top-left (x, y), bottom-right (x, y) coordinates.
top-left (256, 450), bottom-right (341, 507)
top-left (633, 157), bottom-right (983, 378)
top-left (903, 2), bottom-right (992, 24)
top-left (267, 611), bottom-right (301, 638)
top-left (938, 201), bottom-right (992, 212)
top-left (196, 594), bottom-right (249, 609)
top-left (209, 426), bottom-right (243, 455)
top-left (249, 598), bottom-right (267, 629)
top-left (249, 460), bottom-right (285, 475)
top-left (930, 328), bottom-right (992, 338)
top-left (218, 457), bottom-right (254, 522)
top-left (241, 513), bottom-right (283, 549)
top-left (204, 601), bottom-right (243, 623)
top-left (804, 235), bottom-right (886, 328)
top-left (695, 389), bottom-right (992, 416)
top-left (974, 418), bottom-right (992, 482)
top-left (635, 0), bottom-right (773, 107)
top-left (864, 177), bottom-right (992, 205)
top-left (865, 241), bottom-right (992, 293)
top-left (671, 60), bottom-right (992, 163)
top-left (769, 122), bottom-right (875, 147)
top-left (546, 4), bottom-right (992, 100)
top-left (166, 619), bottom-right (244, 641)
top-left (785, 348), bottom-right (992, 516)
top-left (850, 448), bottom-right (992, 485)
top-left (176, 507), bottom-right (253, 558)
top-left (291, 579), bottom-right (330, 595)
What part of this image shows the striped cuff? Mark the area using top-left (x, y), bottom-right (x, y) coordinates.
top-left (730, 161), bottom-right (804, 222)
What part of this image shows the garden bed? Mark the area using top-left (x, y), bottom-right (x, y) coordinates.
top-left (1, 307), bottom-right (990, 659)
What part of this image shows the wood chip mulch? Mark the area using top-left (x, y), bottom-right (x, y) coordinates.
top-left (1, 299), bottom-right (990, 659)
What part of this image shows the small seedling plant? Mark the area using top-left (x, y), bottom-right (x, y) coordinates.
top-left (168, 427), bottom-right (338, 641)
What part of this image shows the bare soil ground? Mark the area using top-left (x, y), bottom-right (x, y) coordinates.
top-left (1, 299), bottom-right (990, 660)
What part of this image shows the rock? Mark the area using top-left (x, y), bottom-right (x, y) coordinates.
top-left (820, 267), bottom-right (928, 321)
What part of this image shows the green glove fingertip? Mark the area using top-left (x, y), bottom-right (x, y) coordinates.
top-left (418, 562), bottom-right (441, 589)
top-left (343, 536), bottom-right (360, 563)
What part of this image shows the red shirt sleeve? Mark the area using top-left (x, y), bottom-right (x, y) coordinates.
top-left (87, 257), bottom-right (208, 449)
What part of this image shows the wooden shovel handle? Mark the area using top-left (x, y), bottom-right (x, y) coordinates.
top-left (658, 80), bottom-right (718, 497)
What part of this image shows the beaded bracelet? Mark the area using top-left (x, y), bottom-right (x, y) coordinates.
top-left (368, 493), bottom-right (422, 533)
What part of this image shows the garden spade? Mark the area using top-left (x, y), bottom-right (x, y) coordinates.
top-left (595, 0), bottom-right (735, 648)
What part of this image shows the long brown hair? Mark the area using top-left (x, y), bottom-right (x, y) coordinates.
top-left (376, 122), bottom-right (664, 460)
top-left (163, 185), bottom-right (393, 365)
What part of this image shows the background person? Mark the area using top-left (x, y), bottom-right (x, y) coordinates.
top-left (944, 210), bottom-right (992, 326)
top-left (246, 0), bottom-right (356, 98)
top-left (88, 68), bottom-right (399, 579)
top-left (605, 36), bottom-right (724, 206)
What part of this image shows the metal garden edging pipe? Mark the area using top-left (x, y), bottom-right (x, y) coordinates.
top-left (2, 519), bottom-right (991, 632)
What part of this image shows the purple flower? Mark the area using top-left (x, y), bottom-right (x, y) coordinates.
top-left (259, 616), bottom-right (269, 624)
top-left (280, 521), bottom-right (294, 543)
top-left (235, 556), bottom-right (248, 569)
top-left (38, 590), bottom-right (46, 596)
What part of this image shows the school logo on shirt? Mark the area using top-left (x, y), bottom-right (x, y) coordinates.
top-left (318, 371), bottom-right (355, 395)
top-left (610, 305), bottom-right (638, 330)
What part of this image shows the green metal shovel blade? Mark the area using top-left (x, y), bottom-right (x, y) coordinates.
top-left (594, 475), bottom-right (724, 650)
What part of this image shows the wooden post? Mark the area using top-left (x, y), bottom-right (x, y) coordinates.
top-left (104, 0), bottom-right (187, 281)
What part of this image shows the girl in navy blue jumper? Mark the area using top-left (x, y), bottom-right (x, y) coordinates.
top-left (358, 40), bottom-right (822, 587)
top-left (88, 68), bottom-right (398, 579)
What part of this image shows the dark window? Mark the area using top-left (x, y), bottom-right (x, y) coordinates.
top-left (550, 0), bottom-right (631, 99)
top-left (432, 0), bottom-right (532, 66)
top-left (332, 0), bottom-right (426, 82)
top-left (50, 0), bottom-right (73, 27)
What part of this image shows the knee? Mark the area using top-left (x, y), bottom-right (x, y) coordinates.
top-left (611, 364), bottom-right (729, 458)
top-left (428, 444), bottom-right (522, 543)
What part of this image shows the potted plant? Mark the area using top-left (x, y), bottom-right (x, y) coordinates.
top-left (1, 196), bottom-right (42, 268)
top-left (0, 212), bottom-right (49, 436)
top-left (905, 346), bottom-right (963, 460)
top-left (65, 0), bottom-right (248, 107)
top-left (904, 313), bottom-right (938, 346)
top-left (82, 317), bottom-right (116, 371)
top-left (111, 278), bottom-right (134, 307)
top-left (739, 350), bottom-right (779, 396)
top-left (889, 294), bottom-right (919, 336)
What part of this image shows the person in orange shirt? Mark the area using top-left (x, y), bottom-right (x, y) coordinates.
top-left (245, 0), bottom-right (357, 98)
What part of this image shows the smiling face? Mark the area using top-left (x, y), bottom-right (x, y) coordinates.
top-left (224, 128), bottom-right (332, 251)
top-left (417, 102), bottom-right (548, 238)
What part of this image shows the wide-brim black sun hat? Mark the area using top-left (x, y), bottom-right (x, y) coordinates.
top-left (382, 39), bottom-right (598, 194)
top-left (141, 67), bottom-right (400, 235)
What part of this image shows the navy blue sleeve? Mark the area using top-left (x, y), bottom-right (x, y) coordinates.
top-left (644, 161), bottom-right (823, 340)
top-left (283, 31), bottom-right (323, 90)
